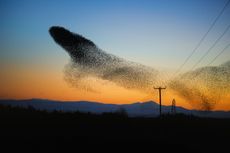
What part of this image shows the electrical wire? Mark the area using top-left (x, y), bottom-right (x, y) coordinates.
top-left (174, 0), bottom-right (230, 74)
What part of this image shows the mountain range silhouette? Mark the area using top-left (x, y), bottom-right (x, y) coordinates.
top-left (1, 99), bottom-right (229, 118)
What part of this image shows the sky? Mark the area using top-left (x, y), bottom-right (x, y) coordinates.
top-left (0, 0), bottom-right (230, 110)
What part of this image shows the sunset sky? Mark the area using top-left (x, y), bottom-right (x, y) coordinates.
top-left (0, 0), bottom-right (230, 110)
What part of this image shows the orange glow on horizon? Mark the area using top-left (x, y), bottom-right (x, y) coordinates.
top-left (0, 63), bottom-right (229, 111)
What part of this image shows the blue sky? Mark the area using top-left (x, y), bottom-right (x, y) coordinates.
top-left (1, 0), bottom-right (230, 71)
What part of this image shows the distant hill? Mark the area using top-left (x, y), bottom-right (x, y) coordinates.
top-left (0, 99), bottom-right (230, 118)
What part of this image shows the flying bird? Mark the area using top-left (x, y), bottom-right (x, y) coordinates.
top-left (49, 26), bottom-right (159, 92)
top-left (49, 26), bottom-right (230, 110)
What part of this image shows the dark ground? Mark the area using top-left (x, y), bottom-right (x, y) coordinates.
top-left (0, 105), bottom-right (229, 153)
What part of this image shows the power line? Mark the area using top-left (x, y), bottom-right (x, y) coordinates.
top-left (207, 42), bottom-right (230, 66)
top-left (174, 0), bottom-right (230, 74)
top-left (190, 24), bottom-right (230, 70)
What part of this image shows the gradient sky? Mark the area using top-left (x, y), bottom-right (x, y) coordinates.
top-left (0, 0), bottom-right (230, 110)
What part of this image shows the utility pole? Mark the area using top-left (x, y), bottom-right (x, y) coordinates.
top-left (154, 86), bottom-right (166, 116)
top-left (171, 99), bottom-right (176, 115)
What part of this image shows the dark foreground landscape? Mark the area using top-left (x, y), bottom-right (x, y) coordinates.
top-left (1, 105), bottom-right (230, 153)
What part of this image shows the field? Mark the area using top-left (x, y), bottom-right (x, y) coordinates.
top-left (0, 105), bottom-right (229, 153)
